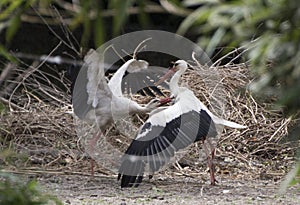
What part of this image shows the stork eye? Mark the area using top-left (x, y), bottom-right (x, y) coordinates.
top-left (169, 61), bottom-right (175, 68)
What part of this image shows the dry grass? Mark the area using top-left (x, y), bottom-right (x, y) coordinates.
top-left (0, 57), bottom-right (298, 181)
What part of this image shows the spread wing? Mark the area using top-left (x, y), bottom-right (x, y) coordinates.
top-left (118, 105), bottom-right (217, 188)
top-left (121, 65), bottom-right (168, 97)
top-left (72, 49), bottom-right (112, 120)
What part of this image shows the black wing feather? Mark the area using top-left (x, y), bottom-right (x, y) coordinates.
top-left (121, 67), bottom-right (167, 97)
top-left (118, 110), bottom-right (217, 187)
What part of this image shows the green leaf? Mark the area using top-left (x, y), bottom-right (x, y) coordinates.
top-left (80, 0), bottom-right (92, 47)
top-left (0, 0), bottom-right (23, 20)
top-left (0, 44), bottom-right (17, 63)
top-left (136, 0), bottom-right (149, 28)
top-left (94, 12), bottom-right (105, 47)
top-left (111, 0), bottom-right (133, 36)
top-left (5, 11), bottom-right (21, 43)
top-left (0, 171), bottom-right (62, 205)
top-left (183, 0), bottom-right (220, 7)
top-left (205, 27), bottom-right (226, 57)
top-left (279, 161), bottom-right (300, 193)
top-left (177, 6), bottom-right (211, 35)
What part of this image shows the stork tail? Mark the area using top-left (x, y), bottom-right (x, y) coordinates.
top-left (212, 115), bottom-right (247, 129)
top-left (219, 119), bottom-right (247, 129)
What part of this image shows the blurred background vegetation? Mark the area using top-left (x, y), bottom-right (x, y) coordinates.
top-left (0, 0), bottom-right (299, 114)
top-left (0, 0), bottom-right (299, 195)
top-left (0, 171), bottom-right (62, 205)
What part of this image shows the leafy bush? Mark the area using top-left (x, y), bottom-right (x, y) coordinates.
top-left (178, 0), bottom-right (300, 114)
top-left (177, 0), bottom-right (300, 189)
top-left (0, 172), bottom-right (62, 205)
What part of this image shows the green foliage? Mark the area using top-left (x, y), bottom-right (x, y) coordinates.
top-left (136, 0), bottom-right (150, 28)
top-left (110, 0), bottom-right (134, 36)
top-left (93, 3), bottom-right (106, 48)
top-left (0, 102), bottom-right (7, 114)
top-left (0, 173), bottom-right (62, 205)
top-left (5, 12), bottom-right (21, 43)
top-left (289, 163), bottom-right (300, 187)
top-left (0, 0), bottom-right (158, 52)
top-left (0, 0), bottom-right (36, 61)
top-left (279, 162), bottom-right (300, 193)
top-left (0, 0), bottom-right (24, 20)
top-left (0, 44), bottom-right (17, 63)
top-left (0, 148), bottom-right (29, 167)
top-left (177, 0), bottom-right (300, 190)
top-left (0, 0), bottom-right (36, 41)
top-left (78, 0), bottom-right (92, 47)
top-left (0, 149), bottom-right (62, 205)
top-left (178, 0), bottom-right (300, 115)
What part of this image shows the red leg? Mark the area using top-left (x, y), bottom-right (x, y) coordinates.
top-left (90, 158), bottom-right (95, 177)
top-left (86, 129), bottom-right (102, 176)
top-left (202, 139), bottom-right (217, 185)
top-left (207, 138), bottom-right (217, 185)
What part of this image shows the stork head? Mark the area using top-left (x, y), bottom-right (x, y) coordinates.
top-left (170, 60), bottom-right (189, 72)
top-left (156, 60), bottom-right (189, 85)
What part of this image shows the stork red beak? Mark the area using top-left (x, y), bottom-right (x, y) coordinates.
top-left (159, 97), bottom-right (172, 106)
top-left (156, 67), bottom-right (176, 85)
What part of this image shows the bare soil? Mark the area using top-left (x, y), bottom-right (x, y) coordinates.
top-left (12, 167), bottom-right (298, 205)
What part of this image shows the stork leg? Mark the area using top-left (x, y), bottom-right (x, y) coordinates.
top-left (90, 159), bottom-right (95, 177)
top-left (208, 138), bottom-right (217, 185)
top-left (207, 138), bottom-right (216, 167)
top-left (87, 129), bottom-right (102, 177)
top-left (202, 139), bottom-right (217, 185)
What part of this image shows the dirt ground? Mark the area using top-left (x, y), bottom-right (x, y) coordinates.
top-left (14, 168), bottom-right (297, 205)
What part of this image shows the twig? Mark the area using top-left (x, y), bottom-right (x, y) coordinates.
top-left (11, 52), bottom-right (83, 66)
top-left (0, 97), bottom-right (26, 111)
top-left (8, 42), bottom-right (62, 111)
top-left (32, 7), bottom-right (80, 56)
top-left (0, 63), bottom-right (16, 86)
top-left (133, 37), bottom-right (152, 59)
top-left (268, 117), bottom-right (292, 142)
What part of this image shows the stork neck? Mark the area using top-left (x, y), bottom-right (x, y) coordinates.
top-left (108, 59), bottom-right (135, 96)
top-left (170, 68), bottom-right (185, 96)
top-left (129, 102), bottom-right (150, 114)
top-left (138, 105), bottom-right (152, 113)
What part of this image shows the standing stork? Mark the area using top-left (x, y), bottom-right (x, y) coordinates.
top-left (72, 49), bottom-right (171, 175)
top-left (118, 60), bottom-right (247, 187)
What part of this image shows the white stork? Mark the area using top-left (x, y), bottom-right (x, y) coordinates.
top-left (118, 60), bottom-right (247, 187)
top-left (72, 49), bottom-right (171, 175)
top-left (73, 49), bottom-right (170, 127)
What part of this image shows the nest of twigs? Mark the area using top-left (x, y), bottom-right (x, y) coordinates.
top-left (0, 57), bottom-right (298, 180)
